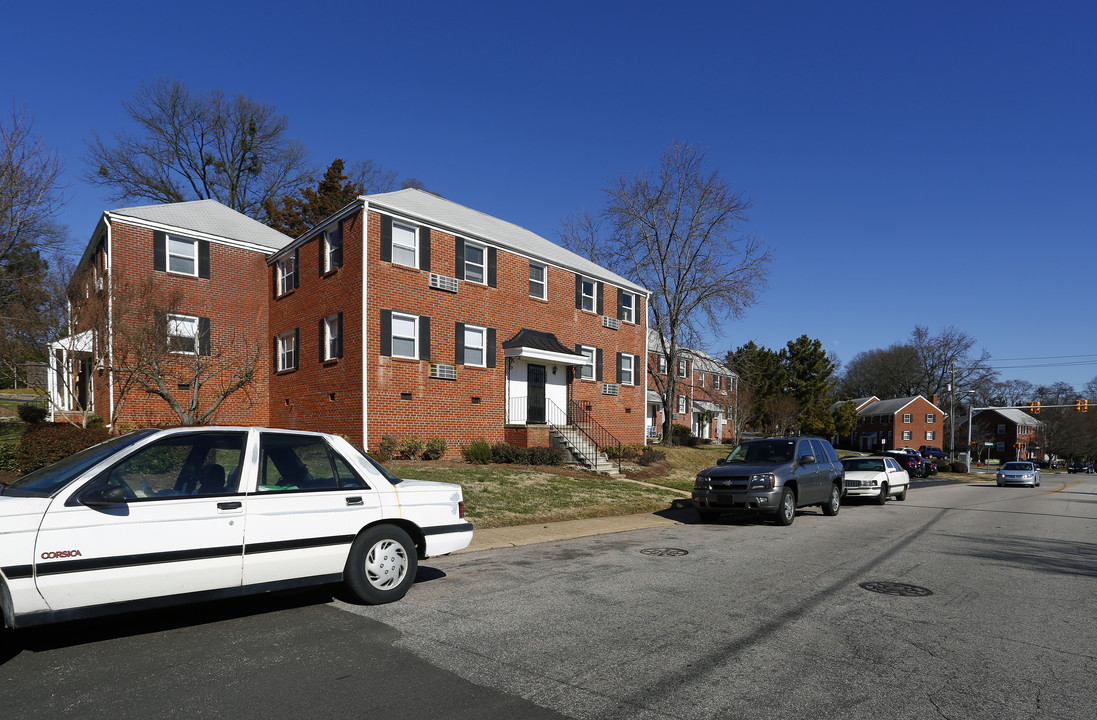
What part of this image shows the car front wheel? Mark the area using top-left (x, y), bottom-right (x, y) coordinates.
top-left (821, 484), bottom-right (840, 516)
top-left (775, 488), bottom-right (796, 526)
top-left (875, 483), bottom-right (888, 505)
top-left (345, 525), bottom-right (418, 604)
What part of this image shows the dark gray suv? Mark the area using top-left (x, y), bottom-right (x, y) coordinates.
top-left (693, 437), bottom-right (845, 526)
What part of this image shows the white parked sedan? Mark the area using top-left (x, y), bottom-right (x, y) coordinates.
top-left (0, 427), bottom-right (473, 629)
top-left (841, 455), bottom-right (910, 504)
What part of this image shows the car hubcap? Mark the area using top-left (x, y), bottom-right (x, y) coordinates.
top-left (783, 495), bottom-right (794, 520)
top-left (365, 538), bottom-right (408, 590)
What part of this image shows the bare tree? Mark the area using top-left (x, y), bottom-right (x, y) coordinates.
top-left (1, 105), bottom-right (67, 266)
top-left (561, 140), bottom-right (770, 444)
top-left (83, 78), bottom-right (312, 220)
top-left (767, 395), bottom-right (799, 435)
top-left (111, 277), bottom-right (261, 425)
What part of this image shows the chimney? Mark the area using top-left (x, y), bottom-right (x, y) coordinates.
top-left (931, 394), bottom-right (938, 407)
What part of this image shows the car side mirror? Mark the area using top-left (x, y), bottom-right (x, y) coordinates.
top-left (81, 486), bottom-right (128, 508)
top-left (716, 458), bottom-right (728, 466)
top-left (800, 454), bottom-right (816, 465)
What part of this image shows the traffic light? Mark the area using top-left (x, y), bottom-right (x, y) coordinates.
top-left (1076, 399), bottom-right (1083, 413)
top-left (1085, 400), bottom-right (1090, 413)
top-left (1034, 401), bottom-right (1040, 414)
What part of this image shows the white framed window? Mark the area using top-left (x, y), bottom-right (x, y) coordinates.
top-left (996, 442), bottom-right (1005, 452)
top-left (677, 395), bottom-right (687, 414)
top-left (529, 262), bottom-right (546, 299)
top-left (391, 312), bottom-right (418, 359)
top-left (578, 345), bottom-right (596, 380)
top-left (464, 242), bottom-right (486, 285)
top-left (997, 424), bottom-right (1006, 434)
top-left (323, 224), bottom-right (343, 273)
top-left (277, 256), bottom-right (296, 296)
top-left (167, 314), bottom-right (199, 354)
top-left (677, 358), bottom-right (688, 378)
top-left (619, 353), bottom-right (635, 386)
top-left (902, 413), bottom-right (912, 423)
top-left (902, 430), bottom-right (912, 441)
top-left (391, 222), bottom-right (418, 268)
top-left (277, 330), bottom-right (297, 371)
top-left (168, 236), bottom-right (198, 276)
top-left (657, 355), bottom-right (667, 374)
top-left (926, 413), bottom-right (936, 423)
top-left (463, 325), bottom-right (486, 367)
top-left (925, 430), bottom-right (936, 441)
top-left (699, 373), bottom-right (705, 388)
top-left (323, 313), bottom-right (342, 361)
top-left (620, 292), bottom-right (635, 323)
top-left (580, 277), bottom-right (596, 312)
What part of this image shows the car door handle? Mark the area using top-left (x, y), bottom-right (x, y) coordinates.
top-left (217, 501), bottom-right (243, 510)
top-left (346, 496), bottom-right (363, 506)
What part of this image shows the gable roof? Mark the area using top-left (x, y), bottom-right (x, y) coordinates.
top-left (108, 199), bottom-right (293, 251)
top-left (857, 395), bottom-right (944, 417)
top-left (970, 408), bottom-right (1043, 427)
top-left (831, 396), bottom-right (879, 413)
top-left (360, 189), bottom-right (648, 295)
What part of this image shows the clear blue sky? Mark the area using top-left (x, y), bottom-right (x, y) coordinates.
top-left (5, 0), bottom-right (1095, 392)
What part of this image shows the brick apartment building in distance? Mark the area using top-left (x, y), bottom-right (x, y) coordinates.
top-left (849, 395), bottom-right (947, 453)
top-left (646, 330), bottom-right (739, 442)
top-left (50, 191), bottom-right (651, 463)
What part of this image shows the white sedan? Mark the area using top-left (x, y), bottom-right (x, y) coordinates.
top-left (0, 427), bottom-right (473, 630)
top-left (841, 455), bottom-right (910, 504)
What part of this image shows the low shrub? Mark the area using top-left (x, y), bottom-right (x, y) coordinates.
top-left (399, 435), bottom-right (425, 460)
top-left (637, 446), bottom-right (666, 466)
top-left (16, 404), bottom-right (47, 424)
top-left (672, 424), bottom-right (698, 447)
top-left (527, 446), bottom-right (565, 466)
top-left (462, 440), bottom-right (492, 465)
top-left (422, 437), bottom-right (447, 461)
top-left (492, 442), bottom-right (529, 464)
top-left (376, 434), bottom-right (399, 462)
top-left (0, 443), bottom-right (19, 473)
top-left (16, 423), bottom-right (111, 474)
top-left (950, 461), bottom-right (968, 473)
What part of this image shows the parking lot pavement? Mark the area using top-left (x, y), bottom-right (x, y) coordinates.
top-left (460, 506), bottom-right (695, 553)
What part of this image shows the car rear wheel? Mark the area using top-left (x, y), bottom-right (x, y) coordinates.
top-left (895, 485), bottom-right (907, 501)
top-left (344, 525), bottom-right (418, 605)
top-left (775, 488), bottom-right (796, 526)
top-left (875, 483), bottom-right (888, 505)
top-left (821, 484), bottom-right (840, 516)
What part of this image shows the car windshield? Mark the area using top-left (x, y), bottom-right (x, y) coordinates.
top-left (843, 458), bottom-right (885, 472)
top-left (1, 429), bottom-right (157, 498)
top-left (723, 439), bottom-right (797, 464)
top-left (1002, 462), bottom-right (1032, 471)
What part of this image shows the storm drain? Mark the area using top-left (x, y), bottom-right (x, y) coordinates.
top-left (859, 581), bottom-right (933, 597)
top-left (640, 548), bottom-right (689, 557)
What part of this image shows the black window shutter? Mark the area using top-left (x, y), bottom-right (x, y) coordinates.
top-left (454, 322), bottom-right (465, 364)
top-left (380, 216), bottom-right (392, 262)
top-left (419, 316), bottom-right (431, 361)
top-left (335, 312), bottom-right (343, 358)
top-left (420, 228), bottom-right (431, 271)
top-left (487, 328), bottom-right (496, 368)
top-left (617, 290), bottom-right (625, 320)
top-left (616, 352), bottom-right (624, 384)
top-left (293, 249), bottom-right (300, 289)
top-left (272, 335), bottom-right (279, 371)
top-left (319, 317), bottom-right (326, 362)
top-left (596, 348), bottom-right (603, 381)
top-left (488, 248), bottom-right (497, 288)
top-left (293, 328), bottom-right (300, 369)
top-left (575, 275), bottom-right (582, 310)
top-left (597, 283), bottom-right (604, 315)
top-left (380, 310), bottom-right (392, 357)
top-left (154, 231), bottom-right (166, 271)
top-left (198, 317), bottom-right (211, 356)
top-left (334, 220), bottom-right (344, 268)
top-left (319, 235), bottom-right (325, 277)
top-left (272, 263), bottom-right (278, 298)
top-left (198, 241), bottom-right (210, 279)
top-left (455, 239), bottom-right (465, 280)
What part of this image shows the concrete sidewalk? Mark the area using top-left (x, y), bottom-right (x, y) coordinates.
top-left (458, 506), bottom-right (696, 553)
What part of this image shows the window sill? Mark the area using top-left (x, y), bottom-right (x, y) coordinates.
top-left (275, 367), bottom-right (298, 376)
top-left (321, 268), bottom-right (340, 278)
top-left (275, 289), bottom-right (295, 299)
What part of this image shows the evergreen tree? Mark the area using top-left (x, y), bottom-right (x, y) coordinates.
top-left (785, 335), bottom-right (836, 436)
top-left (263, 159), bottom-right (365, 237)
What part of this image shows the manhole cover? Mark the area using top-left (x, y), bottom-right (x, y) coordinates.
top-left (640, 548), bottom-right (689, 557)
top-left (859, 581), bottom-right (933, 597)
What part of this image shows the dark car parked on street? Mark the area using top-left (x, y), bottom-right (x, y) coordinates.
top-left (918, 445), bottom-right (947, 460)
top-left (885, 450), bottom-right (927, 478)
top-left (1067, 460), bottom-right (1093, 474)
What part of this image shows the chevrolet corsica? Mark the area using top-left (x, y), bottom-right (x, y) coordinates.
top-left (0, 427), bottom-right (473, 630)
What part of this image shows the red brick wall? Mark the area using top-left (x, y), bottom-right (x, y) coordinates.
top-left (103, 220), bottom-right (272, 428)
top-left (268, 213), bottom-right (364, 439)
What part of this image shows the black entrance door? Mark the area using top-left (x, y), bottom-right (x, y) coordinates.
top-left (527, 364), bottom-right (546, 424)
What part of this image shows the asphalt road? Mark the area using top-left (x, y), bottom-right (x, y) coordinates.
top-left (4, 478), bottom-right (1096, 719)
